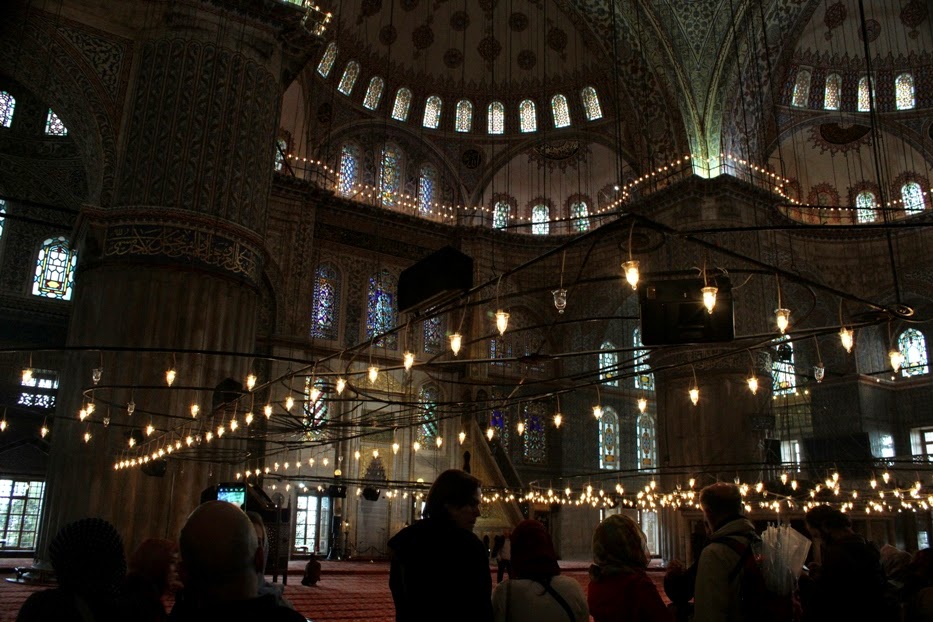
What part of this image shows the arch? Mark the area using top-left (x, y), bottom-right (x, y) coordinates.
top-left (317, 42), bottom-right (337, 78)
top-left (791, 68), bottom-right (811, 107)
top-left (422, 95), bottom-right (442, 129)
top-left (551, 94), bottom-right (571, 128)
top-left (32, 237), bottom-right (77, 301)
top-left (896, 73), bottom-right (915, 111)
top-left (0, 91), bottom-right (14, 127)
top-left (337, 61), bottom-right (360, 95)
top-left (898, 328), bottom-right (928, 377)
top-left (637, 413), bottom-right (657, 472)
top-left (772, 335), bottom-right (796, 395)
top-left (599, 341), bottom-right (618, 387)
top-left (378, 142), bottom-right (403, 207)
top-left (823, 73), bottom-right (842, 111)
top-left (488, 101), bottom-right (505, 134)
top-left (366, 269), bottom-right (398, 349)
top-left (418, 163), bottom-right (437, 214)
top-left (392, 88), bottom-right (412, 121)
top-left (901, 181), bottom-right (926, 215)
top-left (310, 263), bottom-right (340, 341)
top-left (519, 100), bottom-right (536, 133)
top-left (581, 87), bottom-right (602, 121)
top-left (598, 406), bottom-right (620, 470)
top-left (455, 100), bottom-right (472, 133)
top-left (337, 143), bottom-right (360, 197)
top-left (531, 204), bottom-right (549, 235)
top-left (363, 76), bottom-right (384, 110)
top-left (858, 76), bottom-right (872, 112)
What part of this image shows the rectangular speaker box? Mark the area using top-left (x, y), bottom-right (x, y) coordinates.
top-left (398, 246), bottom-right (473, 313)
top-left (638, 278), bottom-right (735, 346)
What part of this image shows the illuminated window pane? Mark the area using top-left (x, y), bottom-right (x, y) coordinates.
top-left (551, 94), bottom-right (570, 128)
top-left (392, 88), bottom-right (412, 121)
top-left (423, 316), bottom-right (442, 353)
top-left (32, 237), bottom-right (77, 300)
top-left (571, 201), bottom-right (589, 232)
top-left (599, 341), bottom-right (618, 387)
top-left (303, 377), bottom-right (327, 439)
top-left (899, 328), bottom-right (929, 377)
top-left (378, 144), bottom-right (402, 206)
top-left (896, 74), bottom-right (915, 111)
top-left (858, 77), bottom-right (871, 112)
top-left (637, 413), bottom-right (657, 471)
top-left (423, 96), bottom-right (442, 129)
top-left (903, 182), bottom-right (926, 215)
top-left (582, 87), bottom-right (602, 121)
top-left (274, 137), bottom-right (288, 172)
top-left (824, 74), bottom-right (842, 110)
top-left (599, 407), bottom-right (619, 470)
top-left (18, 369), bottom-right (58, 410)
top-left (45, 109), bottom-right (67, 136)
top-left (317, 42), bottom-right (338, 78)
top-left (856, 191), bottom-right (876, 224)
top-left (337, 61), bottom-right (360, 95)
top-left (772, 335), bottom-right (796, 396)
top-left (337, 144), bottom-right (359, 197)
top-left (367, 270), bottom-right (397, 348)
top-left (311, 264), bottom-right (340, 340)
top-left (490, 337), bottom-right (512, 367)
top-left (0, 479), bottom-right (46, 550)
top-left (0, 91), bottom-right (14, 127)
top-left (791, 69), bottom-right (811, 107)
top-left (493, 202), bottom-right (510, 229)
top-left (633, 328), bottom-right (654, 391)
top-left (522, 403), bottom-right (547, 464)
top-left (491, 405), bottom-right (509, 449)
top-left (531, 204), bottom-right (549, 235)
top-left (363, 76), bottom-right (385, 110)
top-left (0, 199), bottom-right (6, 240)
top-left (455, 100), bottom-right (472, 133)
top-left (519, 99), bottom-right (536, 133)
top-left (488, 101), bottom-right (505, 134)
top-left (417, 385), bottom-right (439, 443)
top-left (418, 164), bottom-right (436, 214)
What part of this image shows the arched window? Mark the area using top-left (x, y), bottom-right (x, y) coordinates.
top-left (455, 100), bottom-right (473, 133)
top-left (378, 143), bottom-right (402, 206)
top-left (856, 191), bottom-right (877, 224)
top-left (491, 404), bottom-right (509, 448)
top-left (274, 136), bottom-right (288, 172)
top-left (317, 42), bottom-right (338, 78)
top-left (570, 201), bottom-right (589, 232)
top-left (492, 201), bottom-right (510, 229)
top-left (367, 269), bottom-right (397, 348)
top-left (363, 76), bottom-right (385, 110)
top-left (337, 61), bottom-right (360, 95)
top-left (902, 182), bottom-right (926, 215)
top-left (311, 263), bottom-right (340, 340)
top-left (0, 91), bottom-right (15, 127)
top-left (519, 99), bottom-right (537, 133)
top-left (824, 74), bottom-right (842, 110)
top-left (599, 341), bottom-right (618, 386)
top-left (531, 204), bottom-right (549, 235)
top-left (551, 94), bottom-right (571, 128)
top-left (423, 316), bottom-right (442, 353)
top-left (423, 96), bottom-right (442, 129)
top-left (490, 336), bottom-right (513, 366)
top-left (522, 403), bottom-right (547, 464)
top-left (895, 73), bottom-right (915, 111)
top-left (417, 384), bottom-right (439, 443)
top-left (418, 164), bottom-right (437, 214)
top-left (637, 413), bottom-right (657, 472)
top-left (45, 109), bottom-right (67, 136)
top-left (32, 237), bottom-right (77, 300)
top-left (303, 377), bottom-right (327, 438)
top-left (0, 199), bottom-right (6, 240)
top-left (488, 101), bottom-right (505, 134)
top-left (858, 76), bottom-right (871, 112)
top-left (599, 407), bottom-right (620, 470)
top-left (581, 87), bottom-right (602, 121)
top-left (633, 328), bottom-right (654, 391)
top-left (392, 88), bottom-right (412, 121)
top-left (337, 143), bottom-right (359, 197)
top-left (791, 69), bottom-right (811, 107)
top-left (898, 328), bottom-right (929, 377)
top-left (772, 335), bottom-right (796, 395)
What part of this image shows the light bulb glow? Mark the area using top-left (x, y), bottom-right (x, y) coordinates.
top-left (689, 387), bottom-right (700, 405)
top-left (517, 421), bottom-right (525, 435)
top-left (309, 385), bottom-right (321, 403)
top-left (403, 351), bottom-right (415, 371)
top-left (146, 423), bottom-right (154, 436)
top-left (336, 377), bottom-right (346, 394)
top-left (449, 333), bottom-right (463, 356)
top-left (774, 308), bottom-right (790, 334)
top-left (553, 413), bottom-right (562, 428)
top-left (79, 408), bottom-right (88, 421)
top-left (486, 427), bottom-right (494, 441)
top-left (190, 404), bottom-right (199, 418)
top-left (747, 375), bottom-right (759, 394)
top-left (246, 373), bottom-right (257, 391)
top-left (40, 425), bottom-right (48, 438)
top-left (216, 425), bottom-right (224, 437)
top-left (495, 310), bottom-right (510, 335)
top-left (413, 441), bottom-right (421, 452)
top-left (622, 260), bottom-right (640, 290)
top-left (165, 368), bottom-right (176, 387)
top-left (245, 412), bottom-right (254, 425)
top-left (368, 366), bottom-right (379, 384)
top-left (458, 431), bottom-right (466, 445)
top-left (86, 403), bottom-right (95, 415)
top-left (230, 418), bottom-right (238, 431)
top-left (392, 441), bottom-right (400, 454)
top-left (839, 327), bottom-right (854, 353)
top-left (354, 450), bottom-right (360, 460)
top-left (890, 349), bottom-right (904, 373)
top-left (701, 286), bottom-right (718, 313)
top-left (83, 432), bottom-right (91, 443)
top-left (284, 396), bottom-right (294, 411)
top-left (593, 405), bottom-right (603, 420)
top-left (373, 449), bottom-right (379, 459)
top-left (435, 436), bottom-right (443, 448)
top-left (21, 368), bottom-right (32, 384)
top-left (637, 397), bottom-right (647, 413)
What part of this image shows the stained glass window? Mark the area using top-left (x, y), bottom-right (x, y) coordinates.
top-left (303, 377), bottom-right (327, 438)
top-left (896, 73), bottom-right (915, 111)
top-left (599, 341), bottom-right (618, 386)
top-left (423, 96), bottom-right (442, 129)
top-left (367, 269), bottom-right (397, 348)
top-left (311, 263), bottom-right (340, 340)
top-left (363, 76), bottom-right (385, 110)
top-left (274, 137), bottom-right (288, 172)
top-left (531, 204), bottom-right (549, 235)
top-left (493, 201), bottom-right (510, 229)
top-left (902, 182), bottom-right (925, 215)
top-left (0, 199), bottom-right (6, 240)
top-left (491, 406), bottom-right (509, 448)
top-left (856, 191), bottom-right (876, 224)
top-left (637, 413), bottom-right (657, 472)
top-left (772, 335), bottom-right (796, 395)
top-left (571, 201), bottom-right (589, 232)
top-left (317, 42), bottom-right (337, 77)
top-left (858, 76), bottom-right (871, 112)
top-left (633, 328), bottom-right (654, 391)
top-left (423, 316), bottom-right (442, 353)
top-left (488, 101), bottom-right (505, 134)
top-left (551, 94), bottom-right (571, 128)
top-left (455, 100), bottom-right (473, 133)
top-left (337, 61), bottom-right (360, 95)
top-left (582, 87), bottom-right (602, 121)
top-left (45, 109), bottom-right (67, 136)
top-left (824, 74), bottom-right (842, 110)
top-left (417, 385), bottom-right (439, 443)
top-left (522, 403), bottom-right (546, 464)
top-left (392, 88), bottom-right (412, 121)
top-left (599, 407), bottom-right (619, 470)
top-left (490, 337), bottom-right (513, 367)
top-left (337, 144), bottom-right (359, 197)
top-left (418, 164), bottom-right (436, 214)
top-left (32, 237), bottom-right (77, 300)
top-left (378, 144), bottom-right (402, 206)
top-left (18, 369), bottom-right (58, 410)
top-left (898, 328), bottom-right (929, 377)
top-left (0, 91), bottom-right (14, 127)
top-left (791, 69), bottom-right (811, 107)
top-left (519, 100), bottom-right (537, 133)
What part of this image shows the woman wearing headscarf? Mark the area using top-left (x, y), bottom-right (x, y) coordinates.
top-left (587, 514), bottom-right (672, 622)
top-left (491, 519), bottom-right (588, 622)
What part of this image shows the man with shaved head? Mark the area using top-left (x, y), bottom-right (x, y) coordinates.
top-left (170, 501), bottom-right (306, 622)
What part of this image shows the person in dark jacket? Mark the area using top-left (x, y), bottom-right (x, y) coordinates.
top-left (388, 469), bottom-right (492, 622)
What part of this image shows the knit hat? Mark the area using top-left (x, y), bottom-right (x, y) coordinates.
top-left (511, 519), bottom-right (560, 580)
top-left (49, 517), bottom-right (126, 594)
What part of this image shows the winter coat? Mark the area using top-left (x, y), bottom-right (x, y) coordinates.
top-left (587, 571), bottom-right (672, 622)
top-left (693, 517), bottom-right (758, 622)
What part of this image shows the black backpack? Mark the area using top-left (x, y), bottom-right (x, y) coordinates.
top-left (712, 535), bottom-right (797, 622)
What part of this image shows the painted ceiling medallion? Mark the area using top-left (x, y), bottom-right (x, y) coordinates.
top-left (450, 11), bottom-right (470, 31)
top-left (509, 12), bottom-right (529, 32)
top-left (444, 48), bottom-right (464, 69)
top-left (379, 25), bottom-right (397, 46)
top-left (823, 1), bottom-right (846, 38)
top-left (478, 0), bottom-right (498, 12)
top-left (478, 36), bottom-right (502, 64)
top-left (900, 0), bottom-right (928, 38)
top-left (400, 0), bottom-right (419, 11)
top-left (518, 50), bottom-right (536, 71)
top-left (413, 24), bottom-right (435, 50)
top-left (359, 0), bottom-right (382, 22)
top-left (857, 19), bottom-right (881, 42)
top-left (547, 27), bottom-right (568, 54)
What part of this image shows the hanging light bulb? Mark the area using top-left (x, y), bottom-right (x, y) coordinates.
top-left (486, 427), bottom-right (494, 441)
top-left (889, 348), bottom-right (904, 373)
top-left (86, 403), bottom-right (95, 415)
top-left (83, 431), bottom-right (91, 443)
top-left (127, 401), bottom-right (135, 415)
top-left (190, 404), bottom-right (199, 418)
top-left (336, 377), bottom-right (346, 394)
top-left (92, 367), bottom-right (103, 385)
top-left (814, 364), bottom-right (825, 383)
top-left (40, 424), bottom-right (49, 438)
top-left (0, 419), bottom-right (8, 432)
top-left (246, 373), bottom-right (257, 391)
top-left (622, 260), bottom-right (640, 290)
top-left (449, 333), bottom-right (463, 356)
top-left (435, 436), bottom-right (443, 448)
top-left (403, 351), bottom-right (415, 371)
top-left (701, 286), bottom-right (718, 314)
top-left (458, 431), bottom-right (466, 445)
top-left (284, 395), bottom-right (294, 411)
top-left (593, 405), bottom-right (603, 420)
top-left (839, 327), bottom-right (854, 353)
top-left (146, 423), bottom-right (154, 436)
top-left (185, 435), bottom-right (194, 446)
top-left (517, 421), bottom-right (525, 435)
top-left (309, 384), bottom-right (321, 403)
top-left (230, 417), bottom-right (238, 431)
top-left (354, 450), bottom-right (361, 460)
top-left (165, 368), bottom-right (176, 387)
top-left (245, 412), bottom-right (254, 426)
top-left (368, 366), bottom-right (379, 384)
top-left (373, 448), bottom-right (380, 459)
top-left (637, 397), bottom-right (647, 414)
top-left (774, 308), bottom-right (791, 334)
top-left (689, 386), bottom-right (700, 405)
top-left (392, 441), bottom-right (400, 454)
top-left (747, 375), bottom-right (759, 395)
top-left (216, 425), bottom-right (225, 437)
top-left (79, 408), bottom-right (88, 422)
top-left (21, 368), bottom-right (33, 384)
top-left (495, 310), bottom-right (510, 335)
top-left (552, 289), bottom-right (568, 314)
top-left (413, 441), bottom-right (421, 452)
top-left (553, 413), bottom-right (562, 428)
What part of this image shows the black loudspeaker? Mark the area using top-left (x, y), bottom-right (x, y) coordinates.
top-left (141, 459), bottom-right (167, 477)
top-left (638, 278), bottom-right (734, 346)
top-left (361, 486), bottom-right (381, 501)
top-left (398, 246), bottom-right (473, 313)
